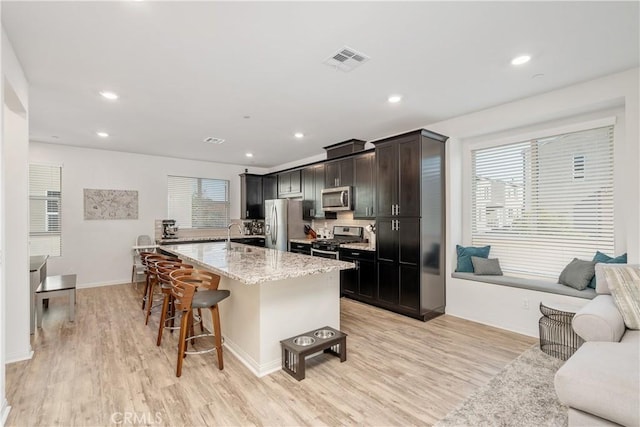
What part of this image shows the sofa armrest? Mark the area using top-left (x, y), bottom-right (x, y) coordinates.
top-left (572, 295), bottom-right (625, 342)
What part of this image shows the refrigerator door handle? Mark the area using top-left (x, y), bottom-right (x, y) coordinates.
top-left (272, 205), bottom-right (278, 246)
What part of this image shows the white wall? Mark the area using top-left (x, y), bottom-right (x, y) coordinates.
top-left (429, 68), bottom-right (639, 336)
top-left (29, 143), bottom-right (268, 288)
top-left (2, 24), bottom-right (31, 424)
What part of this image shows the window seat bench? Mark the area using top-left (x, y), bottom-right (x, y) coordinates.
top-left (451, 272), bottom-right (596, 300)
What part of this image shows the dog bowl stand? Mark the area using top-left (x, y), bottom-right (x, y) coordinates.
top-left (280, 326), bottom-right (347, 381)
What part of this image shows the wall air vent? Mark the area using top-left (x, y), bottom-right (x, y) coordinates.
top-left (203, 137), bottom-right (225, 144)
top-left (323, 46), bottom-right (370, 72)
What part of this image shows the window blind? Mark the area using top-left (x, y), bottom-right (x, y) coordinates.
top-left (29, 164), bottom-right (62, 256)
top-left (471, 125), bottom-right (614, 279)
top-left (168, 175), bottom-right (230, 229)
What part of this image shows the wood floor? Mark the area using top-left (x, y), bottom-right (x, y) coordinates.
top-left (6, 283), bottom-right (535, 426)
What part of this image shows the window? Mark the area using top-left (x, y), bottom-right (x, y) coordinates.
top-left (471, 125), bottom-right (614, 279)
top-left (168, 175), bottom-right (230, 228)
top-left (29, 165), bottom-right (62, 256)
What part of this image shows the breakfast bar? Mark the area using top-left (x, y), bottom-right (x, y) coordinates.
top-left (161, 241), bottom-right (353, 377)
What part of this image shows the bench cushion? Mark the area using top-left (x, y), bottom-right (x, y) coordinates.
top-left (451, 272), bottom-right (596, 299)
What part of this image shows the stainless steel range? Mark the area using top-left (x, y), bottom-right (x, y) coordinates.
top-left (311, 226), bottom-right (364, 259)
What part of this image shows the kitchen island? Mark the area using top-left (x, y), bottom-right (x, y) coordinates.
top-left (160, 241), bottom-right (353, 377)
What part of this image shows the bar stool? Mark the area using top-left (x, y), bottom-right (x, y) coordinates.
top-left (141, 253), bottom-right (176, 313)
top-left (169, 268), bottom-right (230, 377)
top-left (144, 255), bottom-right (180, 325)
top-left (155, 261), bottom-right (194, 345)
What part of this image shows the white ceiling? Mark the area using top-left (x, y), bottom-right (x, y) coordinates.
top-left (2, 1), bottom-right (638, 168)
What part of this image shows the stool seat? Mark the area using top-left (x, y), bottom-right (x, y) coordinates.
top-left (192, 290), bottom-right (230, 308)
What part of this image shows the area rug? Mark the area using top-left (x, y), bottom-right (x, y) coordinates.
top-left (434, 346), bottom-right (568, 427)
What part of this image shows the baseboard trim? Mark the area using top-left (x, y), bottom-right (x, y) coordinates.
top-left (1, 398), bottom-right (11, 426)
top-left (5, 350), bottom-right (34, 365)
top-left (445, 312), bottom-right (537, 338)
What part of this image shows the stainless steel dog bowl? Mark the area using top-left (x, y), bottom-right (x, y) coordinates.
top-left (293, 336), bottom-right (315, 346)
top-left (313, 329), bottom-right (335, 339)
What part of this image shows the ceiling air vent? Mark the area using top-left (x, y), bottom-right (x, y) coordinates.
top-left (323, 46), bottom-right (370, 72)
top-left (203, 136), bottom-right (225, 144)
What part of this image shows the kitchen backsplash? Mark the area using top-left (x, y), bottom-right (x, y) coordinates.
top-left (311, 211), bottom-right (376, 244)
top-left (154, 219), bottom-right (264, 241)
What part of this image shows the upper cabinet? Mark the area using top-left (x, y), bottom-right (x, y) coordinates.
top-left (353, 152), bottom-right (375, 219)
top-left (277, 169), bottom-right (302, 198)
top-left (375, 134), bottom-right (421, 217)
top-left (240, 173), bottom-right (264, 219)
top-left (302, 164), bottom-right (325, 220)
top-left (263, 174), bottom-right (277, 201)
top-left (325, 157), bottom-right (354, 189)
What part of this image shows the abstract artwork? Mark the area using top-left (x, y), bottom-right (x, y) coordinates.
top-left (84, 189), bottom-right (138, 220)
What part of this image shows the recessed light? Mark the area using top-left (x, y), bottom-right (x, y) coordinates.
top-left (99, 91), bottom-right (119, 100)
top-left (245, 152), bottom-right (254, 158)
top-left (511, 55), bottom-right (531, 66)
top-left (96, 131), bottom-right (109, 138)
top-left (388, 95), bottom-right (402, 103)
top-left (203, 137), bottom-right (225, 144)
top-left (294, 132), bottom-right (304, 138)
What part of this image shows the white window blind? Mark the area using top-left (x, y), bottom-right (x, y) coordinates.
top-left (471, 125), bottom-right (614, 279)
top-left (29, 164), bottom-right (62, 256)
top-left (168, 175), bottom-right (230, 229)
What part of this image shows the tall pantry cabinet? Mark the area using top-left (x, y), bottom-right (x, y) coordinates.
top-left (373, 129), bottom-right (447, 321)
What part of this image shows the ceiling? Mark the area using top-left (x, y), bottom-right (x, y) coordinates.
top-left (2, 1), bottom-right (638, 168)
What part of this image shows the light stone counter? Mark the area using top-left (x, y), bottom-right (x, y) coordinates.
top-left (160, 241), bottom-right (353, 377)
top-left (158, 235), bottom-right (265, 245)
top-left (161, 241), bottom-right (352, 285)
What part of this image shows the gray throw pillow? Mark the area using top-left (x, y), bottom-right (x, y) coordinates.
top-left (471, 256), bottom-right (503, 275)
top-left (558, 258), bottom-right (596, 290)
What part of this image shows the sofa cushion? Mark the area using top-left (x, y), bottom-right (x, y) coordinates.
top-left (554, 342), bottom-right (640, 427)
top-left (603, 265), bottom-right (640, 329)
top-left (572, 295), bottom-right (626, 342)
top-left (471, 256), bottom-right (503, 275)
top-left (455, 245), bottom-right (490, 273)
top-left (559, 258), bottom-right (596, 291)
top-left (589, 251), bottom-right (627, 288)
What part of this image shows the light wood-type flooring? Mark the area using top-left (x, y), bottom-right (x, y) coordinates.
top-left (6, 283), bottom-right (535, 426)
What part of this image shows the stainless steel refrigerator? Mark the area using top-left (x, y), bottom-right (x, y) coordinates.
top-left (264, 199), bottom-right (305, 251)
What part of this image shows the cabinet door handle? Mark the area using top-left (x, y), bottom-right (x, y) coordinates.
top-left (246, 210), bottom-right (249, 217)
top-left (396, 204), bottom-right (400, 215)
top-left (310, 208), bottom-right (314, 217)
top-left (391, 220), bottom-right (395, 231)
top-left (396, 220), bottom-right (399, 231)
top-left (354, 260), bottom-right (360, 270)
top-left (351, 252), bottom-right (360, 256)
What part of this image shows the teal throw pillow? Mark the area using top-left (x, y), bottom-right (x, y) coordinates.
top-left (456, 245), bottom-right (491, 272)
top-left (589, 251), bottom-right (627, 288)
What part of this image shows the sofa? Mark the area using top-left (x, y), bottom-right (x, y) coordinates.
top-left (554, 264), bottom-right (639, 426)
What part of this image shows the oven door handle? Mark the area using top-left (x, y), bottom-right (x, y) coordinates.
top-left (311, 248), bottom-right (339, 258)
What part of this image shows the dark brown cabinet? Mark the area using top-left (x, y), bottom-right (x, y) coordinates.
top-left (263, 174), bottom-right (277, 201)
top-left (373, 129), bottom-right (447, 321)
top-left (302, 164), bottom-right (325, 220)
top-left (375, 135), bottom-right (420, 217)
top-left (325, 157), bottom-right (354, 189)
top-left (339, 248), bottom-right (376, 301)
top-left (353, 152), bottom-right (375, 218)
top-left (240, 173), bottom-right (264, 219)
top-left (278, 169), bottom-right (301, 197)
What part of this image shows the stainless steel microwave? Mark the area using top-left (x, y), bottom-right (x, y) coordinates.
top-left (321, 186), bottom-right (352, 211)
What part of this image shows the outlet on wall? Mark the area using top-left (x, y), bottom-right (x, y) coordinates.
top-left (522, 299), bottom-right (530, 310)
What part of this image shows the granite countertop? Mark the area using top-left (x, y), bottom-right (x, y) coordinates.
top-left (158, 235), bottom-right (265, 244)
top-left (288, 239), bottom-right (375, 252)
top-left (340, 242), bottom-right (376, 251)
top-left (160, 241), bottom-right (354, 285)
top-left (289, 238), bottom-right (316, 244)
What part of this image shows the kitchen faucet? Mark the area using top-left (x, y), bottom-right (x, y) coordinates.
top-left (227, 223), bottom-right (244, 248)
